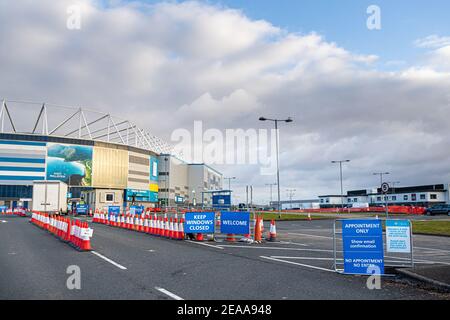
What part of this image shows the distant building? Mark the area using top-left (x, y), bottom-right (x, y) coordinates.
top-left (270, 199), bottom-right (320, 210)
top-left (320, 184), bottom-right (450, 208)
top-left (158, 154), bottom-right (223, 207)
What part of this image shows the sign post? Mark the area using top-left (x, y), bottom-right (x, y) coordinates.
top-left (381, 182), bottom-right (390, 218)
top-left (342, 219), bottom-right (384, 275)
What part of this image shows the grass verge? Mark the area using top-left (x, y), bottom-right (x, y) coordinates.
top-left (411, 221), bottom-right (450, 237)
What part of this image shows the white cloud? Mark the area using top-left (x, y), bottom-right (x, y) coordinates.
top-left (1, 1), bottom-right (450, 203)
top-left (414, 35), bottom-right (450, 48)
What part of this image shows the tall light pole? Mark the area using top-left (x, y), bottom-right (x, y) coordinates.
top-left (265, 183), bottom-right (277, 206)
top-left (373, 172), bottom-right (390, 186)
top-left (224, 177), bottom-right (236, 191)
top-left (286, 188), bottom-right (296, 209)
top-left (259, 116), bottom-right (293, 218)
top-left (331, 160), bottom-right (350, 213)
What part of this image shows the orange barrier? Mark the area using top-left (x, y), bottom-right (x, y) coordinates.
top-left (30, 212), bottom-right (93, 251)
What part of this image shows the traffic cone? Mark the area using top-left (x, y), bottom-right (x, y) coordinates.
top-left (196, 233), bottom-right (204, 241)
top-left (268, 220), bottom-right (277, 242)
top-left (226, 234), bottom-right (236, 242)
top-left (179, 218), bottom-right (185, 240)
top-left (307, 213), bottom-right (312, 221)
top-left (149, 216), bottom-right (154, 234)
top-left (254, 216), bottom-right (262, 242)
top-left (80, 221), bottom-right (92, 251)
top-left (260, 217), bottom-right (264, 238)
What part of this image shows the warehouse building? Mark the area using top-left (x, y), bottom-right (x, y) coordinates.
top-left (158, 154), bottom-right (223, 207)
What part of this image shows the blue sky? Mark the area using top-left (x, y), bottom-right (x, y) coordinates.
top-left (125, 0), bottom-right (450, 70)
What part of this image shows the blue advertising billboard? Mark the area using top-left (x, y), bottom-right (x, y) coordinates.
top-left (220, 211), bottom-right (250, 234)
top-left (212, 194), bottom-right (231, 209)
top-left (150, 156), bottom-right (159, 182)
top-left (342, 220), bottom-right (384, 275)
top-left (184, 212), bottom-right (215, 234)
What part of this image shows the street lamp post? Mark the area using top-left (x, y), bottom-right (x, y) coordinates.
top-left (286, 188), bottom-right (296, 209)
top-left (331, 160), bottom-right (350, 213)
top-left (259, 116), bottom-right (293, 218)
top-left (224, 177), bottom-right (236, 192)
top-left (265, 183), bottom-right (277, 207)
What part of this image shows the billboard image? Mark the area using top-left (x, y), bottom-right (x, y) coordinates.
top-left (46, 143), bottom-right (93, 186)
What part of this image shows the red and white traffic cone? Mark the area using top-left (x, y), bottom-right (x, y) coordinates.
top-left (268, 220), bottom-right (277, 242)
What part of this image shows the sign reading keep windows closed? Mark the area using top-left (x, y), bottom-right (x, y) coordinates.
top-left (184, 212), bottom-right (215, 233)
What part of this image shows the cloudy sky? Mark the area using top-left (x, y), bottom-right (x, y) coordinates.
top-left (1, 0), bottom-right (450, 204)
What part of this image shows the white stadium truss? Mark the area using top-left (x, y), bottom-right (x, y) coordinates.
top-left (0, 99), bottom-right (175, 155)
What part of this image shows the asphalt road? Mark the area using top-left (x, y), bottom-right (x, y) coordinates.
top-left (1, 216), bottom-right (449, 300)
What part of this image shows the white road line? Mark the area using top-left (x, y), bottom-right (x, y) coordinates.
top-left (155, 287), bottom-right (184, 300)
top-left (217, 245), bottom-right (335, 253)
top-left (415, 246), bottom-right (450, 253)
top-left (91, 251), bottom-right (127, 270)
top-left (0, 220), bottom-right (7, 223)
top-left (260, 256), bottom-right (335, 273)
top-left (287, 232), bottom-right (334, 239)
top-left (185, 240), bottom-right (224, 249)
top-left (279, 241), bottom-right (309, 247)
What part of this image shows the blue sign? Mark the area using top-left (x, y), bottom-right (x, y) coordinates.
top-left (76, 204), bottom-right (89, 215)
top-left (108, 206), bottom-right (121, 217)
top-left (220, 211), bottom-right (250, 234)
top-left (184, 212), bottom-right (215, 234)
top-left (342, 220), bottom-right (384, 275)
top-left (150, 156), bottom-right (159, 181)
top-left (175, 196), bottom-right (184, 203)
top-left (213, 194), bottom-right (231, 209)
top-left (130, 205), bottom-right (144, 215)
top-left (0, 205), bottom-right (7, 212)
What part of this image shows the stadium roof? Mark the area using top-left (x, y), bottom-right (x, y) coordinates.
top-left (0, 99), bottom-right (174, 155)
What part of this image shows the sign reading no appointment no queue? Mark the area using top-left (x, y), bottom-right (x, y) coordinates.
top-left (220, 212), bottom-right (250, 235)
top-left (184, 212), bottom-right (215, 234)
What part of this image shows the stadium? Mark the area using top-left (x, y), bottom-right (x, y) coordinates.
top-left (0, 99), bottom-right (176, 211)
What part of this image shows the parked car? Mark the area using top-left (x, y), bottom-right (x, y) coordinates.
top-left (425, 204), bottom-right (450, 216)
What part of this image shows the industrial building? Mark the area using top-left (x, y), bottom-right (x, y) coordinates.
top-left (158, 154), bottom-right (223, 207)
top-left (0, 100), bottom-right (222, 212)
top-left (319, 184), bottom-right (450, 208)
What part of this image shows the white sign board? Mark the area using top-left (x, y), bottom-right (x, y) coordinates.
top-left (386, 220), bottom-right (411, 253)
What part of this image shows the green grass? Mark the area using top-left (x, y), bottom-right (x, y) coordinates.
top-left (251, 212), bottom-right (331, 221)
top-left (411, 221), bottom-right (450, 236)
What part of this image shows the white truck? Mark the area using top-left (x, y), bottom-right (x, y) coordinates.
top-left (32, 181), bottom-right (68, 214)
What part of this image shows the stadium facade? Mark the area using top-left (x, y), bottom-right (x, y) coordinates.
top-left (0, 100), bottom-right (222, 211)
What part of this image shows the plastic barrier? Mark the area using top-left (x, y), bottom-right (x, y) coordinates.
top-left (30, 212), bottom-right (93, 251)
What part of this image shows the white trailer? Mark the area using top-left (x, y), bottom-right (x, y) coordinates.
top-left (32, 181), bottom-right (68, 214)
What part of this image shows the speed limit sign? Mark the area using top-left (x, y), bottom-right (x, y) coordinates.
top-left (381, 182), bottom-right (390, 193)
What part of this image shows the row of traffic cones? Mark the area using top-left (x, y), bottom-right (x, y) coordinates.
top-left (30, 212), bottom-right (93, 251)
top-left (93, 211), bottom-right (185, 240)
top-left (1, 208), bottom-right (27, 217)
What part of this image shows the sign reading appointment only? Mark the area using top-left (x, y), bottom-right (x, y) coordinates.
top-left (342, 220), bottom-right (384, 275)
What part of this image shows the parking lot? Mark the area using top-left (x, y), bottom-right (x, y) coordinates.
top-left (1, 215), bottom-right (449, 300)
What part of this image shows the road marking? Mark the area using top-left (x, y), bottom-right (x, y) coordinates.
top-left (287, 232), bottom-right (333, 239)
top-left (260, 256), bottom-right (335, 273)
top-left (91, 251), bottom-right (127, 270)
top-left (186, 240), bottom-right (224, 249)
top-left (0, 220), bottom-right (7, 223)
top-left (217, 245), bottom-right (335, 253)
top-left (279, 241), bottom-right (309, 247)
top-left (415, 246), bottom-right (450, 253)
top-left (155, 287), bottom-right (184, 300)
